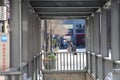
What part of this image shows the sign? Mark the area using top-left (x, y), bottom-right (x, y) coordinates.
top-left (0, 6), bottom-right (7, 21)
top-left (1, 35), bottom-right (7, 42)
top-left (0, 33), bottom-right (9, 72)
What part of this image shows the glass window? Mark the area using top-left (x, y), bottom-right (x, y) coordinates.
top-left (76, 29), bottom-right (85, 33)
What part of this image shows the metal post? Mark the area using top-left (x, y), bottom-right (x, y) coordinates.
top-left (111, 0), bottom-right (120, 60)
top-left (85, 19), bottom-right (90, 52)
top-left (86, 19), bottom-right (91, 73)
top-left (27, 5), bottom-right (36, 78)
top-left (21, 0), bottom-right (29, 62)
top-left (39, 20), bottom-right (42, 52)
top-left (45, 20), bottom-right (48, 52)
top-left (100, 8), bottom-right (108, 57)
top-left (94, 12), bottom-right (100, 54)
top-left (10, 0), bottom-right (22, 69)
top-left (50, 21), bottom-right (52, 51)
top-left (89, 17), bottom-right (94, 53)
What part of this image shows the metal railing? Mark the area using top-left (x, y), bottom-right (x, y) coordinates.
top-left (41, 52), bottom-right (86, 71)
top-left (0, 54), bottom-right (41, 80)
top-left (87, 52), bottom-right (120, 80)
top-left (1, 51), bottom-right (120, 80)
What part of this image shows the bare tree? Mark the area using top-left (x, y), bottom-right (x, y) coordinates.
top-left (48, 20), bottom-right (68, 36)
top-left (46, 20), bottom-right (68, 51)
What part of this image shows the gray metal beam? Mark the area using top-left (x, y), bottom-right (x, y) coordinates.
top-left (94, 12), bottom-right (100, 54)
top-left (100, 8), bottom-right (108, 57)
top-left (111, 0), bottom-right (120, 60)
top-left (10, 0), bottom-right (21, 68)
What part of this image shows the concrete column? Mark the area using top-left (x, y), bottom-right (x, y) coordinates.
top-left (111, 0), bottom-right (120, 60)
top-left (94, 12), bottom-right (100, 54)
top-left (100, 8), bottom-right (108, 57)
top-left (10, 0), bottom-right (21, 68)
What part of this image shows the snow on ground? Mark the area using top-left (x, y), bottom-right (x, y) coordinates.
top-left (58, 48), bottom-right (86, 52)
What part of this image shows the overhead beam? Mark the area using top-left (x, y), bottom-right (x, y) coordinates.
top-left (34, 8), bottom-right (97, 12)
top-left (33, 7), bottom-right (100, 8)
top-left (30, 0), bottom-right (102, 1)
top-left (38, 13), bottom-right (91, 16)
top-left (39, 16), bottom-right (88, 19)
top-left (37, 12), bottom-right (93, 14)
top-left (30, 1), bottom-right (103, 7)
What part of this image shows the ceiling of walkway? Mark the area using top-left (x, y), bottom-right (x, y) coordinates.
top-left (30, 0), bottom-right (108, 19)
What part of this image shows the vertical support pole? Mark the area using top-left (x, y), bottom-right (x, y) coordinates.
top-left (111, 0), bottom-right (120, 60)
top-left (100, 8), bottom-right (108, 57)
top-left (99, 8), bottom-right (108, 80)
top-left (93, 12), bottom-right (100, 79)
top-left (87, 17), bottom-right (94, 74)
top-left (45, 20), bottom-right (48, 52)
top-left (85, 19), bottom-right (90, 72)
top-left (89, 17), bottom-right (94, 53)
top-left (39, 20), bottom-right (42, 52)
top-left (85, 19), bottom-right (90, 52)
top-left (10, 0), bottom-right (22, 69)
top-left (27, 6), bottom-right (34, 78)
top-left (50, 21), bottom-right (52, 51)
top-left (21, 0), bottom-right (29, 62)
top-left (94, 12), bottom-right (100, 54)
top-left (86, 19), bottom-right (91, 72)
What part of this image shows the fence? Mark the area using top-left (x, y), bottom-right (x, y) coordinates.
top-left (41, 52), bottom-right (87, 71)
